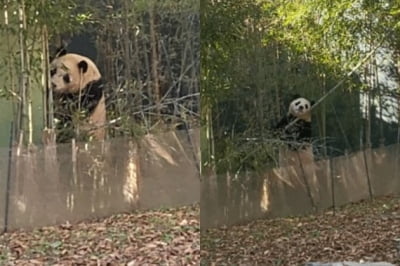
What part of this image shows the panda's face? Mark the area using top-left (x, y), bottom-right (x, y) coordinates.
top-left (50, 53), bottom-right (101, 94)
top-left (288, 97), bottom-right (312, 120)
top-left (50, 62), bottom-right (74, 93)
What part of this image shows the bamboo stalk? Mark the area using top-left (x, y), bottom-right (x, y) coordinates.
top-left (25, 21), bottom-right (33, 146)
top-left (4, 0), bottom-right (18, 140)
top-left (123, 0), bottom-right (131, 101)
top-left (71, 138), bottom-right (77, 185)
top-left (133, 18), bottom-right (143, 112)
top-left (42, 25), bottom-right (52, 129)
top-left (148, 4), bottom-right (161, 121)
top-left (18, 0), bottom-right (27, 146)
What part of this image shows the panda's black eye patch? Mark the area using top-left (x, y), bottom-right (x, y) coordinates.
top-left (50, 69), bottom-right (56, 77)
top-left (295, 101), bottom-right (300, 106)
top-left (305, 104), bottom-right (309, 109)
top-left (63, 74), bottom-right (70, 83)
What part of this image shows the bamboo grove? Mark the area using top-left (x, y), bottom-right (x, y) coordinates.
top-left (201, 0), bottom-right (400, 175)
top-left (0, 0), bottom-right (199, 147)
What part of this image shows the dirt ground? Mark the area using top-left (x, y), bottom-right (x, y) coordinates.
top-left (201, 196), bottom-right (400, 266)
top-left (2, 197), bottom-right (399, 265)
top-left (0, 204), bottom-right (199, 265)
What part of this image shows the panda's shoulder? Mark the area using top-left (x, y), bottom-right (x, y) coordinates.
top-left (61, 53), bottom-right (91, 61)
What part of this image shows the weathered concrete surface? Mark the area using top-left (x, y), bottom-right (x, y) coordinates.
top-left (1, 128), bottom-right (199, 231)
top-left (201, 144), bottom-right (400, 229)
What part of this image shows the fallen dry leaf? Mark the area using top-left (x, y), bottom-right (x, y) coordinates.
top-left (201, 196), bottom-right (400, 265)
top-left (0, 204), bottom-right (199, 265)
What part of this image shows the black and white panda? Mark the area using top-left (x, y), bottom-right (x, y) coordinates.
top-left (50, 48), bottom-right (106, 143)
top-left (274, 95), bottom-right (319, 205)
top-left (275, 95), bottom-right (314, 150)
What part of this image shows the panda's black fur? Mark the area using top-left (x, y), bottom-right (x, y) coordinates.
top-left (54, 78), bottom-right (104, 117)
top-left (275, 94), bottom-right (314, 151)
top-left (50, 47), bottom-right (106, 142)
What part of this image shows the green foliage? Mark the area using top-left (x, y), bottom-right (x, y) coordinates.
top-left (202, 0), bottom-right (400, 175)
top-left (92, 0), bottom-right (199, 139)
top-left (201, 0), bottom-right (264, 173)
top-left (0, 0), bottom-right (93, 97)
top-left (0, 0), bottom-right (200, 145)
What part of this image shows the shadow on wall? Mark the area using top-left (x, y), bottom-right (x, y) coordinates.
top-left (201, 144), bottom-right (400, 229)
top-left (0, 129), bottom-right (200, 231)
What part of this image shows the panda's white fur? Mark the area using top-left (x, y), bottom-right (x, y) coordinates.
top-left (50, 49), bottom-right (106, 142)
top-left (288, 97), bottom-right (312, 122)
top-left (275, 95), bottom-right (313, 151)
top-left (275, 95), bottom-right (318, 206)
top-left (51, 53), bottom-right (101, 94)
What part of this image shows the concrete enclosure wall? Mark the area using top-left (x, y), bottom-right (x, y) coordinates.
top-left (201, 144), bottom-right (400, 229)
top-left (0, 129), bottom-right (200, 231)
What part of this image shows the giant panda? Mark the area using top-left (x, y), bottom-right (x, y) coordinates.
top-left (50, 48), bottom-right (106, 143)
top-left (274, 94), bottom-right (319, 207)
top-left (275, 94), bottom-right (314, 151)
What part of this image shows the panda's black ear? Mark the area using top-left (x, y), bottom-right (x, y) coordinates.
top-left (49, 46), bottom-right (67, 62)
top-left (57, 47), bottom-right (67, 57)
top-left (53, 46), bottom-right (67, 58)
top-left (78, 60), bottom-right (88, 73)
top-left (311, 100), bottom-right (316, 106)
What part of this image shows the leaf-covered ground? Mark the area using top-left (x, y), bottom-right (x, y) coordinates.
top-left (0, 204), bottom-right (199, 265)
top-left (201, 196), bottom-right (400, 266)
